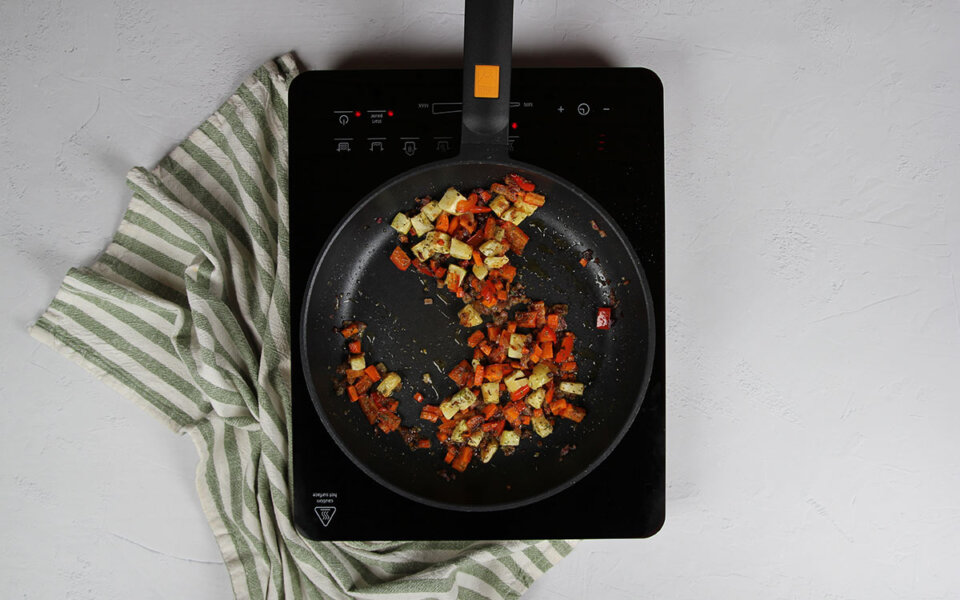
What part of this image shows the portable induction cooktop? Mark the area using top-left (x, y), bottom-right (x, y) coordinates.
top-left (289, 68), bottom-right (664, 540)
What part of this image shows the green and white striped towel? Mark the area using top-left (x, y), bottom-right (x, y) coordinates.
top-left (29, 53), bottom-right (576, 599)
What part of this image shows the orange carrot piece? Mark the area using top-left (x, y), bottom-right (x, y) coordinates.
top-left (522, 191), bottom-right (545, 206)
top-left (484, 364), bottom-right (505, 382)
top-left (435, 212), bottom-right (449, 233)
top-left (555, 334), bottom-right (575, 363)
top-left (444, 445), bottom-right (457, 463)
top-left (552, 398), bottom-right (569, 414)
top-left (348, 340), bottom-right (362, 354)
top-left (417, 438), bottom-right (432, 448)
top-left (473, 250), bottom-right (484, 266)
top-left (530, 344), bottom-right (542, 364)
top-left (363, 365), bottom-right (382, 382)
top-left (451, 446), bottom-right (474, 472)
top-left (541, 342), bottom-right (554, 360)
top-left (561, 405), bottom-right (586, 423)
top-left (473, 365), bottom-right (485, 387)
top-left (481, 404), bottom-right (499, 419)
top-left (347, 385), bottom-right (359, 402)
top-left (390, 246), bottom-right (412, 270)
top-left (538, 327), bottom-right (557, 343)
top-left (502, 404), bottom-right (521, 426)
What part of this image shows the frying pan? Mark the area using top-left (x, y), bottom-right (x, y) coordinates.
top-left (301, 0), bottom-right (656, 511)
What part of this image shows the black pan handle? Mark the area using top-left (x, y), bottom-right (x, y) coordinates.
top-left (459, 0), bottom-right (514, 161)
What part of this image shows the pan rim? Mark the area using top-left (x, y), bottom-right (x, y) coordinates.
top-left (300, 157), bottom-right (656, 512)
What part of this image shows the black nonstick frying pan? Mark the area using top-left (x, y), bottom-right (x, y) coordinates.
top-left (301, 0), bottom-right (656, 511)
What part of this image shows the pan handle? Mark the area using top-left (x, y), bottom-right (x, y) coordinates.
top-left (459, 0), bottom-right (514, 161)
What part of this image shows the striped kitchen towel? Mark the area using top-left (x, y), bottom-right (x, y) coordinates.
top-left (29, 53), bottom-right (576, 599)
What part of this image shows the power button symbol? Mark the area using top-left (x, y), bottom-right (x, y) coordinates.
top-left (577, 103), bottom-right (590, 116)
top-left (338, 114), bottom-right (349, 125)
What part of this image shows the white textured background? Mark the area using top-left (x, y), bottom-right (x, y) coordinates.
top-left (2, 0), bottom-right (959, 598)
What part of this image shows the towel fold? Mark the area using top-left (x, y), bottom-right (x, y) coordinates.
top-left (29, 53), bottom-right (575, 599)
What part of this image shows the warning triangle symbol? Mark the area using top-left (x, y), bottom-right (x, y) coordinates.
top-left (314, 506), bottom-right (337, 527)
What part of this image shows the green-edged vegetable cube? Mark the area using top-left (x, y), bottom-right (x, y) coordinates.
top-left (525, 388), bottom-right (546, 409)
top-left (449, 238), bottom-right (473, 260)
top-left (499, 429), bottom-right (521, 447)
top-left (558, 381), bottom-right (585, 395)
top-left (481, 381), bottom-right (501, 404)
top-left (458, 303), bottom-right (483, 328)
top-left (484, 255), bottom-right (509, 269)
top-left (390, 213), bottom-right (411, 234)
top-left (480, 440), bottom-right (499, 463)
top-left (503, 370), bottom-right (529, 393)
top-left (425, 231), bottom-right (451, 254)
top-left (410, 212), bottom-right (434, 236)
top-left (376, 372), bottom-right (402, 397)
top-left (421, 201), bottom-right (443, 221)
top-left (439, 387), bottom-right (477, 420)
top-left (438, 187), bottom-right (466, 214)
top-left (529, 364), bottom-right (551, 390)
top-left (532, 414), bottom-right (553, 438)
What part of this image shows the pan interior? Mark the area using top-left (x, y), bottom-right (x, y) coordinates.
top-left (301, 161), bottom-right (654, 510)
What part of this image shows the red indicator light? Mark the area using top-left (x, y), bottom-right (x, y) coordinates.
top-left (511, 122), bottom-right (518, 129)
top-left (354, 111), bottom-right (362, 117)
top-left (387, 110), bottom-right (394, 117)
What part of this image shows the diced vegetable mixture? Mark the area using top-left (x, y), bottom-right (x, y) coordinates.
top-left (422, 300), bottom-right (589, 471)
top-left (333, 320), bottom-right (433, 449)
top-left (333, 174), bottom-right (593, 475)
top-left (387, 174), bottom-right (540, 321)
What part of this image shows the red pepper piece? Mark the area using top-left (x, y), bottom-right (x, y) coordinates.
top-left (420, 405), bottom-right (442, 422)
top-left (596, 307), bottom-right (612, 329)
top-left (507, 173), bottom-right (537, 192)
top-left (410, 258), bottom-right (435, 277)
top-left (510, 385), bottom-right (531, 402)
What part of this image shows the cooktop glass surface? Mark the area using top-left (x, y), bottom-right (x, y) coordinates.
top-left (289, 68), bottom-right (664, 540)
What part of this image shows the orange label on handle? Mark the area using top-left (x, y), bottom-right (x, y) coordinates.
top-left (474, 64), bottom-right (500, 98)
